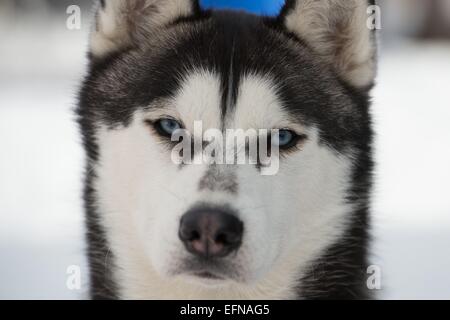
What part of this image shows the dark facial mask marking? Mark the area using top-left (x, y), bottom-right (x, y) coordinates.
top-left (198, 165), bottom-right (238, 194)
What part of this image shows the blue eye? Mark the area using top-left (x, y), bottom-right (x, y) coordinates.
top-left (273, 129), bottom-right (298, 148)
top-left (155, 118), bottom-right (182, 137)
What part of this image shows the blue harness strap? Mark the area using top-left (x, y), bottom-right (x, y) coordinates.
top-left (200, 0), bottom-right (284, 15)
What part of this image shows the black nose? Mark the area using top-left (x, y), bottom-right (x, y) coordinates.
top-left (179, 207), bottom-right (244, 258)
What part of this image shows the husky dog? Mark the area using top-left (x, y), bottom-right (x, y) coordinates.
top-left (77, 0), bottom-right (377, 299)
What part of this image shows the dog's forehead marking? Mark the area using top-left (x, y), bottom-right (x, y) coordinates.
top-left (170, 69), bottom-right (294, 132)
top-left (229, 73), bottom-right (290, 130)
top-left (172, 69), bottom-right (223, 132)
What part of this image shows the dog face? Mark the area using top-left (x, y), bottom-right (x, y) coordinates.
top-left (79, 0), bottom-right (376, 298)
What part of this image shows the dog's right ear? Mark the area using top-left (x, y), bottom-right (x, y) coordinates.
top-left (90, 0), bottom-right (199, 59)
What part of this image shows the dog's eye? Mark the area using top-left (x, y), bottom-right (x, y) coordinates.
top-left (273, 129), bottom-right (301, 149)
top-left (153, 118), bottom-right (182, 138)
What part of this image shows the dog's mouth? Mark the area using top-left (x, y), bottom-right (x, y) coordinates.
top-left (191, 271), bottom-right (225, 280)
top-left (176, 257), bottom-right (238, 283)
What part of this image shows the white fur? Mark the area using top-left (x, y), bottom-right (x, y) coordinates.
top-left (90, 0), bottom-right (194, 57)
top-left (94, 71), bottom-right (355, 299)
top-left (284, 0), bottom-right (376, 88)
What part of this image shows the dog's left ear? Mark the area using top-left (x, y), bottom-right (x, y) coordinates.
top-left (279, 0), bottom-right (377, 88)
top-left (90, 0), bottom-right (199, 59)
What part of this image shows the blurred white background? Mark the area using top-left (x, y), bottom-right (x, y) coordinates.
top-left (0, 0), bottom-right (449, 299)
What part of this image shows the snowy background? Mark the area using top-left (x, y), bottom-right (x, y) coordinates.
top-left (0, 1), bottom-right (449, 299)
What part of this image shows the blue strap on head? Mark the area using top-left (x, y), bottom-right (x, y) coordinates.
top-left (200, 0), bottom-right (284, 16)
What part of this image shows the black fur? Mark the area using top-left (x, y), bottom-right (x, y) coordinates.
top-left (77, 1), bottom-right (375, 299)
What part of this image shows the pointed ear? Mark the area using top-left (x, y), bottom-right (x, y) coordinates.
top-left (279, 0), bottom-right (377, 88)
top-left (90, 0), bottom-right (199, 58)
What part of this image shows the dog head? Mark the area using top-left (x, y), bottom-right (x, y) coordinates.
top-left (79, 0), bottom-right (376, 297)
